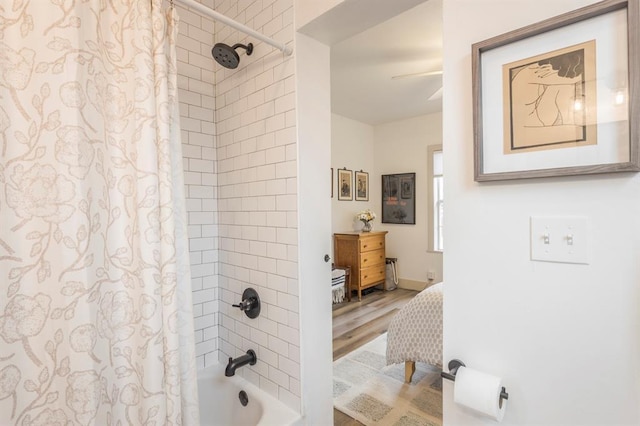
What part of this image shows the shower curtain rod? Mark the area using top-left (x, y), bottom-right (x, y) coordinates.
top-left (172, 0), bottom-right (293, 56)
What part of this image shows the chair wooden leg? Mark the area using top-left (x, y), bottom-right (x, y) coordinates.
top-left (405, 361), bottom-right (416, 383)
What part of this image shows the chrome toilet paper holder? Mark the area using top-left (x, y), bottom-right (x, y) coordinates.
top-left (441, 359), bottom-right (509, 403)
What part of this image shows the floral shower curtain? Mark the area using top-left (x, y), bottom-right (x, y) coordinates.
top-left (0, 1), bottom-right (199, 424)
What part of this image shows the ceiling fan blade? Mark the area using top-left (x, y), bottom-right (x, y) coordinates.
top-left (391, 70), bottom-right (443, 80)
top-left (428, 86), bottom-right (443, 101)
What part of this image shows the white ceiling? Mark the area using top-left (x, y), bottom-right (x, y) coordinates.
top-left (328, 0), bottom-right (443, 125)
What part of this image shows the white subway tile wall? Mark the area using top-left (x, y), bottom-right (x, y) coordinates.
top-left (176, 0), bottom-right (300, 412)
top-left (175, 1), bottom-right (219, 372)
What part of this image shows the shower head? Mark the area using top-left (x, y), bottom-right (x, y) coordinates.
top-left (211, 42), bottom-right (253, 69)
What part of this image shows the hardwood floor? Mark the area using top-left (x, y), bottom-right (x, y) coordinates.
top-left (332, 287), bottom-right (418, 426)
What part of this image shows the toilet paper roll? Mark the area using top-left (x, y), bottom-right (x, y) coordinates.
top-left (453, 366), bottom-right (506, 422)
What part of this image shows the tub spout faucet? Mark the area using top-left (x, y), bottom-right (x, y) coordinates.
top-left (225, 349), bottom-right (257, 377)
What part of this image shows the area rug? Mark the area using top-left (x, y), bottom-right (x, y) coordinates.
top-left (333, 333), bottom-right (442, 426)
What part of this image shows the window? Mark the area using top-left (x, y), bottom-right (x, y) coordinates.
top-left (427, 145), bottom-right (443, 252)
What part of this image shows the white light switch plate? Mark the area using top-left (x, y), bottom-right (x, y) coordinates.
top-left (530, 216), bottom-right (589, 264)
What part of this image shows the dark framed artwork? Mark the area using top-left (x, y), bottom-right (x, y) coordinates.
top-left (337, 168), bottom-right (353, 200)
top-left (355, 170), bottom-right (369, 201)
top-left (473, 0), bottom-right (639, 181)
top-left (382, 173), bottom-right (415, 224)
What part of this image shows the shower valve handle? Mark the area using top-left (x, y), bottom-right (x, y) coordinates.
top-left (232, 298), bottom-right (256, 311)
top-left (232, 288), bottom-right (261, 319)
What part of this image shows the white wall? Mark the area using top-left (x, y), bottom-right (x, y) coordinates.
top-left (374, 113), bottom-right (443, 285)
top-left (211, 0), bottom-right (302, 411)
top-left (443, 0), bottom-right (640, 424)
top-left (177, 0), bottom-right (303, 413)
top-left (331, 113), bottom-right (444, 285)
top-left (175, 3), bottom-right (219, 370)
top-left (331, 114), bottom-right (376, 235)
top-left (296, 33), bottom-right (334, 425)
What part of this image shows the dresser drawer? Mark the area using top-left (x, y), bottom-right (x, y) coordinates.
top-left (360, 249), bottom-right (385, 268)
top-left (359, 235), bottom-right (385, 252)
top-left (360, 265), bottom-right (385, 286)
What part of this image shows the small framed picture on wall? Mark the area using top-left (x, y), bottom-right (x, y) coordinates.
top-left (337, 168), bottom-right (353, 200)
top-left (355, 171), bottom-right (369, 201)
top-left (331, 168), bottom-right (334, 198)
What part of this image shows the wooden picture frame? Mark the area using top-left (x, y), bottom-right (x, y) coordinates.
top-left (382, 173), bottom-right (415, 224)
top-left (355, 171), bottom-right (369, 201)
top-left (331, 168), bottom-right (334, 198)
top-left (473, 0), bottom-right (639, 181)
top-left (337, 168), bottom-right (353, 200)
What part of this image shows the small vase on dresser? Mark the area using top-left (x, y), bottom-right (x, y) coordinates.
top-left (355, 209), bottom-right (376, 234)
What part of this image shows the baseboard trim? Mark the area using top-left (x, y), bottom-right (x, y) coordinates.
top-left (397, 279), bottom-right (428, 292)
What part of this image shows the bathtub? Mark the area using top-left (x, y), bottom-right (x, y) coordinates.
top-left (197, 364), bottom-right (301, 426)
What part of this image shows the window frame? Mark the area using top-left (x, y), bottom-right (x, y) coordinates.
top-left (427, 144), bottom-right (443, 253)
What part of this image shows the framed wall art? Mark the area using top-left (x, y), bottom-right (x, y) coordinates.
top-left (355, 170), bottom-right (369, 201)
top-left (337, 168), bottom-right (353, 200)
top-left (473, 0), bottom-right (639, 181)
top-left (382, 173), bottom-right (415, 224)
top-left (331, 168), bottom-right (334, 198)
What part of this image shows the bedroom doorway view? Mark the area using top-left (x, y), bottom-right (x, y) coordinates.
top-left (324, 1), bottom-right (445, 425)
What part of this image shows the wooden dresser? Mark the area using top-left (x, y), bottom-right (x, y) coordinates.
top-left (333, 231), bottom-right (388, 301)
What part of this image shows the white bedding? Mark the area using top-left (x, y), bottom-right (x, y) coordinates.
top-left (386, 282), bottom-right (443, 367)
